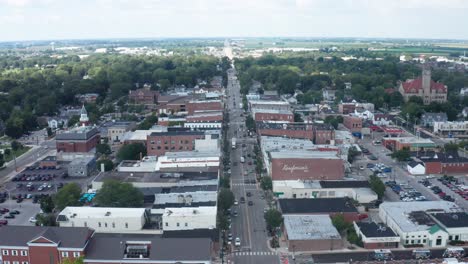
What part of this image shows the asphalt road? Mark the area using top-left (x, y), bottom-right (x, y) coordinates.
top-left (0, 199), bottom-right (40, 226)
top-left (225, 69), bottom-right (280, 264)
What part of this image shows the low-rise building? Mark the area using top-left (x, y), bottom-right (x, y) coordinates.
top-left (273, 180), bottom-right (377, 203)
top-left (353, 222), bottom-right (400, 249)
top-left (155, 150), bottom-right (220, 171)
top-left (57, 207), bottom-right (147, 233)
top-left (121, 127), bottom-right (168, 146)
top-left (249, 100), bottom-right (291, 112)
top-left (338, 102), bottom-right (356, 114)
top-left (433, 121), bottom-right (468, 137)
top-left (186, 100), bottom-right (223, 115)
top-left (270, 151), bottom-right (344, 181)
top-left (421, 113), bottom-right (448, 127)
top-left (129, 87), bottom-right (159, 105)
top-left (0, 226), bottom-right (94, 264)
top-left (162, 206), bottom-right (217, 231)
top-left (373, 114), bottom-right (392, 126)
top-left (379, 201), bottom-right (462, 247)
top-left (431, 212), bottom-right (468, 242)
top-left (117, 156), bottom-right (158, 172)
top-left (419, 152), bottom-right (468, 175)
top-left (312, 123), bottom-right (335, 144)
top-left (279, 198), bottom-right (360, 222)
top-left (322, 88), bottom-right (336, 102)
top-left (407, 161), bottom-right (426, 175)
top-left (283, 215), bottom-right (342, 251)
top-left (68, 156), bottom-right (96, 177)
top-left (146, 130), bottom-right (206, 156)
top-left (383, 137), bottom-right (437, 152)
top-left (106, 121), bottom-right (137, 143)
top-left (257, 122), bottom-right (314, 140)
top-left (157, 95), bottom-right (191, 115)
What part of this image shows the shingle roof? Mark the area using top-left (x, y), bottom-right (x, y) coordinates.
top-left (432, 212), bottom-right (468, 228)
top-left (401, 77), bottom-right (447, 93)
top-left (0, 226), bottom-right (93, 248)
top-left (279, 198), bottom-right (358, 214)
top-left (355, 222), bottom-right (398, 238)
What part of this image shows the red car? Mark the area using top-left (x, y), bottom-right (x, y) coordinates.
top-left (0, 208), bottom-right (9, 214)
top-left (0, 220), bottom-right (8, 226)
top-left (358, 214), bottom-right (369, 220)
top-left (438, 192), bottom-right (446, 198)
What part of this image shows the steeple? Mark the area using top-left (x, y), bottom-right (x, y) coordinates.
top-left (79, 105), bottom-right (89, 126)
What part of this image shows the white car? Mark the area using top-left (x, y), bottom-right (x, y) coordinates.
top-left (235, 237), bottom-right (241, 247)
top-left (234, 200), bottom-right (239, 205)
top-left (29, 217), bottom-right (37, 223)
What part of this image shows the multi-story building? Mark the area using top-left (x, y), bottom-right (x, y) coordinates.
top-left (186, 100), bottom-right (223, 115)
top-left (338, 103), bottom-right (356, 114)
top-left (343, 116), bottom-right (362, 133)
top-left (249, 100), bottom-right (291, 112)
top-left (420, 152), bottom-right (468, 175)
top-left (269, 151), bottom-right (344, 181)
top-left (56, 126), bottom-right (100, 153)
top-left (146, 131), bottom-right (206, 156)
top-left (68, 156), bottom-right (96, 177)
top-left (184, 111), bottom-right (223, 129)
top-left (257, 122), bottom-right (314, 140)
top-left (312, 123), bottom-right (335, 144)
top-left (398, 67), bottom-right (448, 105)
top-left (57, 207), bottom-right (147, 233)
top-left (421, 113), bottom-right (448, 127)
top-left (106, 121), bottom-right (137, 142)
top-left (433, 121), bottom-right (468, 137)
top-left (252, 109), bottom-right (294, 123)
top-left (121, 127), bottom-right (168, 146)
top-left (0, 226), bottom-right (94, 264)
top-left (128, 87), bottom-right (159, 105)
top-left (157, 95), bottom-right (190, 115)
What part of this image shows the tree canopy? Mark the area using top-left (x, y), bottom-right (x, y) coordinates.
top-left (117, 143), bottom-right (146, 161)
top-left (217, 188), bottom-right (235, 212)
top-left (94, 180), bottom-right (144, 207)
top-left (53, 183), bottom-right (82, 210)
top-left (264, 209), bottom-right (283, 232)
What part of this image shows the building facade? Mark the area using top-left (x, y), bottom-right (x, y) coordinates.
top-left (128, 88), bottom-right (159, 105)
top-left (398, 67), bottom-right (448, 105)
top-left (186, 100), bottom-right (223, 115)
top-left (56, 127), bottom-right (100, 153)
top-left (343, 116), bottom-right (362, 133)
top-left (146, 131), bottom-right (205, 156)
top-left (433, 121), bottom-right (468, 137)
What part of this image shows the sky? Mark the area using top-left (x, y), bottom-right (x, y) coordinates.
top-left (0, 0), bottom-right (468, 41)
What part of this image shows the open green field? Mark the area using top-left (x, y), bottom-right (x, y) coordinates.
top-left (0, 145), bottom-right (31, 162)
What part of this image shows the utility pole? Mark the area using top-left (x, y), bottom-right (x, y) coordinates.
top-left (14, 154), bottom-right (17, 172)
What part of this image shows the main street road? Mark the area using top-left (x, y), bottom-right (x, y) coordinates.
top-left (0, 139), bottom-right (56, 186)
top-left (225, 69), bottom-right (280, 264)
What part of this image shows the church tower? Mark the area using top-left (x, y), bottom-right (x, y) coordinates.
top-left (422, 65), bottom-right (431, 96)
top-left (79, 105), bottom-right (89, 126)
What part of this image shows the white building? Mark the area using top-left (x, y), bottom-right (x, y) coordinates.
top-left (272, 180), bottom-right (378, 203)
top-left (155, 151), bottom-right (220, 171)
top-left (162, 206), bottom-right (216, 231)
top-left (121, 127), bottom-right (168, 144)
top-left (379, 201), bottom-right (462, 247)
top-left (118, 156), bottom-right (157, 172)
top-left (185, 122), bottom-right (222, 129)
top-left (433, 121), bottom-right (468, 136)
top-left (407, 161), bottom-right (426, 175)
top-left (460, 87), bottom-right (468, 96)
top-left (431, 212), bottom-right (468, 242)
top-left (57, 207), bottom-right (147, 233)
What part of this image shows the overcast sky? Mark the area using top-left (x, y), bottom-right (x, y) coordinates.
top-left (1, 0), bottom-right (468, 41)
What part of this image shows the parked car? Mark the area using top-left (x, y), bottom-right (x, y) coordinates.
top-left (235, 237), bottom-right (241, 247)
top-left (9, 210), bottom-right (20, 215)
top-left (4, 214), bottom-right (15, 219)
top-left (0, 220), bottom-right (8, 226)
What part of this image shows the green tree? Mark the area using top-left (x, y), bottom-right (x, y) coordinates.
top-left (218, 188), bottom-right (235, 212)
top-left (35, 213), bottom-right (57, 227)
top-left (347, 146), bottom-right (360, 163)
top-left (94, 180), bottom-right (144, 207)
top-left (40, 196), bottom-right (55, 213)
top-left (444, 142), bottom-right (459, 152)
top-left (96, 143), bottom-right (111, 155)
top-left (3, 148), bottom-right (11, 157)
top-left (245, 115), bottom-right (255, 131)
top-left (391, 147), bottom-right (411, 162)
top-left (331, 214), bottom-right (351, 234)
top-left (67, 115), bottom-right (80, 127)
top-left (369, 175), bottom-right (386, 199)
top-left (11, 141), bottom-right (22, 151)
top-left (264, 209), bottom-right (283, 231)
top-left (96, 159), bottom-right (114, 172)
top-left (117, 143), bottom-right (146, 161)
top-left (217, 212), bottom-right (229, 231)
top-left (260, 177), bottom-right (272, 191)
top-left (62, 257), bottom-right (84, 264)
top-left (54, 183), bottom-right (82, 210)
top-left (293, 113), bottom-right (303, 122)
top-left (46, 127), bottom-right (53, 137)
top-left (138, 115), bottom-right (158, 130)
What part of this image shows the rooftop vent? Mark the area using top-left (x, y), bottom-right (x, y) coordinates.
top-left (105, 212), bottom-right (111, 216)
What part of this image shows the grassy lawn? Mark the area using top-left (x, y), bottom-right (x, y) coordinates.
top-left (1, 146), bottom-right (31, 162)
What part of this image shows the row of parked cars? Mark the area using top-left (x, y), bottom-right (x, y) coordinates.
top-left (0, 208), bottom-right (21, 222)
top-left (436, 176), bottom-right (468, 200)
top-left (385, 181), bottom-right (427, 202)
top-left (419, 179), bottom-right (456, 202)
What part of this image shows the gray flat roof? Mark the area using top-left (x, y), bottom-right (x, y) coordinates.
top-left (284, 215), bottom-right (341, 240)
top-left (56, 126), bottom-right (99, 141)
top-left (84, 233), bottom-right (211, 262)
top-left (94, 170), bottom-right (218, 184)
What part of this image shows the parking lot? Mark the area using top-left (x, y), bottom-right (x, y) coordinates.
top-left (0, 199), bottom-right (40, 226)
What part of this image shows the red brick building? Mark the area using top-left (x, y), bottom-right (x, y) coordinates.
top-left (186, 100), bottom-right (223, 115)
top-left (157, 95), bottom-right (191, 115)
top-left (252, 109), bottom-right (294, 123)
top-left (343, 116), bottom-right (362, 133)
top-left (147, 131), bottom-right (205, 156)
top-left (56, 127), bottom-right (100, 153)
top-left (313, 124), bottom-right (335, 144)
top-left (129, 88), bottom-right (159, 105)
top-left (339, 103), bottom-right (356, 114)
top-left (421, 153), bottom-right (468, 174)
top-left (186, 111), bottom-right (223, 123)
top-left (257, 122), bottom-right (314, 140)
top-left (0, 226), bottom-right (94, 264)
top-left (270, 151), bottom-right (344, 181)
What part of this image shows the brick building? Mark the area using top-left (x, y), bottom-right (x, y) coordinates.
top-left (270, 151), bottom-right (344, 181)
top-left (382, 137), bottom-right (437, 152)
top-left (398, 67), bottom-right (447, 105)
top-left (420, 153), bottom-right (468, 174)
top-left (313, 124), bottom-right (335, 144)
top-left (157, 95), bottom-right (190, 115)
top-left (338, 103), bottom-right (356, 114)
top-left (249, 100), bottom-right (291, 111)
top-left (56, 126), bottom-right (100, 153)
top-left (257, 122), bottom-right (314, 140)
top-left (128, 88), bottom-right (159, 105)
top-left (343, 116), bottom-right (362, 133)
top-left (0, 226), bottom-right (94, 264)
top-left (252, 109), bottom-right (294, 123)
top-left (186, 111), bottom-right (223, 123)
top-left (147, 131), bottom-right (205, 156)
top-left (186, 100), bottom-right (223, 115)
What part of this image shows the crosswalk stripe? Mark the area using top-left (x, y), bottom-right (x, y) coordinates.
top-left (233, 251), bottom-right (276, 257)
